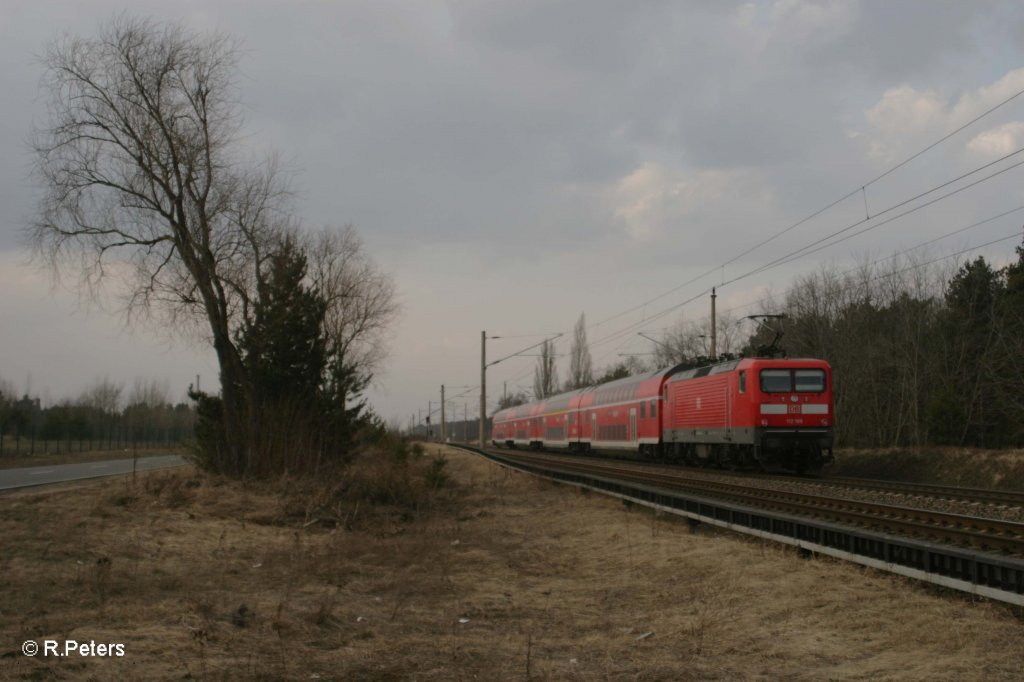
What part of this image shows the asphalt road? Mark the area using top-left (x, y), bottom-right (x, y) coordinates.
top-left (0, 454), bottom-right (186, 491)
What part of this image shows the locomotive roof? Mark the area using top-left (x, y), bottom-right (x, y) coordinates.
top-left (667, 358), bottom-right (741, 382)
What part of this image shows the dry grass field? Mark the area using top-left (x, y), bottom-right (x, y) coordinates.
top-left (1, 444), bottom-right (1023, 681)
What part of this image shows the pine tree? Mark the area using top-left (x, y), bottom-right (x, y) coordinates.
top-left (241, 238), bottom-right (328, 409)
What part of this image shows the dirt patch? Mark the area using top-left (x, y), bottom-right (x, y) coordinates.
top-left (832, 446), bottom-right (1024, 489)
top-left (1, 445), bottom-right (1022, 680)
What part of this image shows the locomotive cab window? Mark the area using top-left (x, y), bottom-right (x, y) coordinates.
top-left (738, 370), bottom-right (746, 394)
top-left (760, 368), bottom-right (826, 393)
top-left (794, 369), bottom-right (826, 392)
top-left (760, 369), bottom-right (792, 393)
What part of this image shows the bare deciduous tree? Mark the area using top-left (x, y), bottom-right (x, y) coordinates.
top-left (306, 226), bottom-right (400, 387)
top-left (652, 312), bottom-right (743, 367)
top-left (29, 16), bottom-right (265, 472)
top-left (27, 16), bottom-right (396, 475)
top-left (532, 339), bottom-right (558, 399)
top-left (78, 377), bottom-right (123, 415)
top-left (567, 313), bottom-right (594, 389)
top-left (128, 377), bottom-right (171, 408)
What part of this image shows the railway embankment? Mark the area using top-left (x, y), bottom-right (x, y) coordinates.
top-left (831, 446), bottom-right (1024, 489)
top-left (2, 444), bottom-right (1023, 680)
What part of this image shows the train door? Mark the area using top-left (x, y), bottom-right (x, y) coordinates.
top-left (591, 413), bottom-right (597, 444)
top-left (630, 408), bottom-right (637, 443)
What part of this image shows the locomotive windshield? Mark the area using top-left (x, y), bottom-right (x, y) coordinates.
top-left (760, 368), bottom-right (826, 393)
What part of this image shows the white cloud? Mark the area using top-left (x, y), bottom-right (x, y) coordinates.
top-left (609, 163), bottom-right (773, 244)
top-left (865, 86), bottom-right (945, 136)
top-left (862, 68), bottom-right (1024, 162)
top-left (950, 68), bottom-right (1024, 123)
top-left (967, 121), bottom-right (1024, 158)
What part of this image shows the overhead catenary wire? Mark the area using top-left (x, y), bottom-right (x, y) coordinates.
top-left (499, 209), bottom-right (1024, 394)
top-left (575, 145), bottom-right (1024, 363)
top-left (726, 147), bottom-right (1024, 285)
top-left (594, 232), bottom-right (1016, 366)
top-left (657, 226), bottom-right (1024, 350)
top-left (480, 84), bottom-right (1024, 407)
top-left (713, 205), bottom-right (1024, 319)
top-left (591, 210), bottom-right (1024, 366)
top-left (587, 82), bottom-right (1024, 333)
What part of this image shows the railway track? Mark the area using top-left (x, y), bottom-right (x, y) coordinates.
top-left (815, 475), bottom-right (1024, 508)
top-left (482, 448), bottom-right (1024, 523)
top-left (453, 444), bottom-right (1024, 605)
top-left (487, 448), bottom-right (1024, 555)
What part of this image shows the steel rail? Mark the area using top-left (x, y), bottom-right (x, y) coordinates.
top-left (815, 475), bottom-right (1024, 507)
top-left (450, 444), bottom-right (1024, 606)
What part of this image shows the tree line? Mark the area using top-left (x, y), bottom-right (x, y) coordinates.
top-left (0, 377), bottom-right (194, 452)
top-left (765, 241), bottom-right (1024, 448)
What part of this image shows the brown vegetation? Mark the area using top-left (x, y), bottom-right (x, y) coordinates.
top-left (1, 445), bottom-right (1022, 680)
top-left (831, 445), bottom-right (1024, 489)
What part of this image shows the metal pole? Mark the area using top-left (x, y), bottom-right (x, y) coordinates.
top-left (441, 385), bottom-right (446, 443)
top-left (479, 330), bottom-right (486, 447)
top-left (710, 287), bottom-right (717, 361)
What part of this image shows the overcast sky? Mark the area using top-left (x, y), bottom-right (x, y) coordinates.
top-left (3, 1), bottom-right (1024, 425)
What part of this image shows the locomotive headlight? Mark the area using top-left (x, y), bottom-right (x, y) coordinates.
top-left (821, 419), bottom-right (829, 426)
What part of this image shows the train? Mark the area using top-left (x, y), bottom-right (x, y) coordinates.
top-left (491, 356), bottom-right (834, 473)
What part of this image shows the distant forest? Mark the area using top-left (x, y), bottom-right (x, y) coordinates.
top-left (0, 377), bottom-right (195, 453)
top-left (772, 243), bottom-right (1024, 449)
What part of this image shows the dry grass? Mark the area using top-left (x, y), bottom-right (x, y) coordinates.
top-left (1, 445), bottom-right (1023, 680)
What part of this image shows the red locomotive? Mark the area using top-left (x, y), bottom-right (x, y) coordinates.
top-left (491, 357), bottom-right (834, 473)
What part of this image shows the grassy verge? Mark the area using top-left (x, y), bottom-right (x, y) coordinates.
top-left (1, 444), bottom-right (1022, 680)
